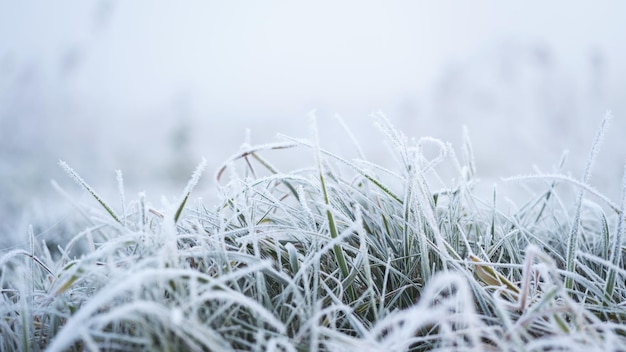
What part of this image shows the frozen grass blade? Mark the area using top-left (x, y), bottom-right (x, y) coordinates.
top-left (605, 164), bottom-right (626, 302)
top-left (174, 158), bottom-right (207, 223)
top-left (277, 134), bottom-right (404, 204)
top-left (319, 155), bottom-right (349, 277)
top-left (565, 112), bottom-right (611, 290)
top-left (215, 142), bottom-right (298, 182)
top-left (334, 113), bottom-right (366, 160)
top-left (59, 160), bottom-right (121, 224)
top-left (310, 113), bottom-right (350, 279)
top-left (504, 173), bottom-right (620, 214)
top-left (462, 125), bottom-right (476, 180)
top-left (116, 169), bottom-right (126, 225)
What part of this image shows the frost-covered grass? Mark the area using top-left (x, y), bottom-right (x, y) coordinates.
top-left (1, 113), bottom-right (625, 351)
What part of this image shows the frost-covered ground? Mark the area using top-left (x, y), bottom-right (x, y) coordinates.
top-left (1, 1), bottom-right (625, 248)
top-left (2, 3), bottom-right (626, 351)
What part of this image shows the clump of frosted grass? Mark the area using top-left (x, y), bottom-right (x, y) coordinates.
top-left (1, 112), bottom-right (625, 351)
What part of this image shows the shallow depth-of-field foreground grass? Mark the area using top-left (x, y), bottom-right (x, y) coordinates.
top-left (1, 114), bottom-right (626, 351)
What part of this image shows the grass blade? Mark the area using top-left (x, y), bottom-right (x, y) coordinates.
top-left (59, 160), bottom-right (121, 224)
top-left (174, 158), bottom-right (207, 223)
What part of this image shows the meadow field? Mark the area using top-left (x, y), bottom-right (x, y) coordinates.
top-left (1, 113), bottom-right (624, 351)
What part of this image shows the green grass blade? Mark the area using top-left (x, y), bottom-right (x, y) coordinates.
top-left (174, 158), bottom-right (207, 223)
top-left (605, 164), bottom-right (626, 302)
top-left (566, 113), bottom-right (611, 291)
top-left (320, 169), bottom-right (349, 278)
top-left (59, 160), bottom-right (121, 224)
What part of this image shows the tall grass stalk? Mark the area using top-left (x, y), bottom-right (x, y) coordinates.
top-left (605, 164), bottom-right (626, 301)
top-left (58, 161), bottom-right (122, 224)
top-left (311, 112), bottom-right (350, 279)
top-left (565, 112), bottom-right (612, 290)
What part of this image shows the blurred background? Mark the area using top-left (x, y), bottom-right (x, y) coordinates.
top-left (1, 1), bottom-right (625, 247)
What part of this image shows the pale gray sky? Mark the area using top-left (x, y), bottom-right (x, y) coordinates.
top-left (2, 1), bottom-right (624, 115)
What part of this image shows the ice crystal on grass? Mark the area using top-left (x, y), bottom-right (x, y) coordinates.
top-left (1, 115), bottom-right (625, 351)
